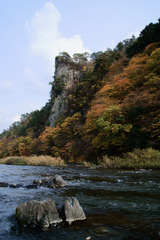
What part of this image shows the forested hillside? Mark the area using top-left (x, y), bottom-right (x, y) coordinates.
top-left (0, 19), bottom-right (160, 164)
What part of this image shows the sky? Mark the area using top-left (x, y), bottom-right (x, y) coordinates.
top-left (0, 0), bottom-right (160, 133)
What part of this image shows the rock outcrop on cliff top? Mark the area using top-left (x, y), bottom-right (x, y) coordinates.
top-left (49, 56), bottom-right (82, 127)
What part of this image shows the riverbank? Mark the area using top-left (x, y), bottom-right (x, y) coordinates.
top-left (0, 148), bottom-right (160, 169)
top-left (0, 155), bottom-right (66, 167)
top-left (96, 148), bottom-right (160, 170)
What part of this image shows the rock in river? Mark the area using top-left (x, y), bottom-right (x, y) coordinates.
top-left (62, 197), bottom-right (86, 225)
top-left (0, 175), bottom-right (66, 189)
top-left (16, 197), bottom-right (86, 230)
top-left (10, 183), bottom-right (24, 188)
top-left (16, 198), bottom-right (62, 230)
top-left (47, 174), bottom-right (66, 188)
top-left (25, 184), bottom-right (38, 189)
top-left (0, 182), bottom-right (8, 187)
top-left (33, 174), bottom-right (66, 188)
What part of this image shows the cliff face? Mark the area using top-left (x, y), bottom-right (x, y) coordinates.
top-left (49, 57), bottom-right (82, 127)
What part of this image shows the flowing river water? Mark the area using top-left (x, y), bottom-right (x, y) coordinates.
top-left (0, 164), bottom-right (160, 240)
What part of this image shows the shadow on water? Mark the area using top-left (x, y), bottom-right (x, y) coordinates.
top-left (8, 212), bottom-right (160, 240)
top-left (0, 165), bottom-right (160, 240)
top-left (85, 213), bottom-right (160, 240)
top-left (61, 187), bottom-right (159, 199)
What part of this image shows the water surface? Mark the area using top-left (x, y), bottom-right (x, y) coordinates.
top-left (0, 164), bottom-right (160, 240)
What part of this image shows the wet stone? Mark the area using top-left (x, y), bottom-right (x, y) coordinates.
top-left (16, 198), bottom-right (62, 230)
top-left (24, 184), bottom-right (38, 189)
top-left (0, 182), bottom-right (8, 187)
top-left (10, 183), bottom-right (24, 188)
top-left (62, 197), bottom-right (86, 225)
top-left (33, 174), bottom-right (66, 188)
top-left (47, 174), bottom-right (66, 188)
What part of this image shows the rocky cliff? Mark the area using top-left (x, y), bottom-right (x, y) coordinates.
top-left (49, 56), bottom-right (82, 127)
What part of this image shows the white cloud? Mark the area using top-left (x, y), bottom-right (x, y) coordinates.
top-left (0, 2), bottom-right (89, 133)
top-left (26, 1), bottom-right (89, 69)
top-left (23, 1), bottom-right (89, 110)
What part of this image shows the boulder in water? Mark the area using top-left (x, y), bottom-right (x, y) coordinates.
top-left (33, 174), bottom-right (66, 188)
top-left (10, 183), bottom-right (23, 188)
top-left (16, 198), bottom-right (62, 230)
top-left (62, 197), bottom-right (86, 225)
top-left (33, 179), bottom-right (44, 186)
top-left (47, 174), bottom-right (66, 188)
top-left (25, 184), bottom-right (38, 189)
top-left (0, 182), bottom-right (8, 187)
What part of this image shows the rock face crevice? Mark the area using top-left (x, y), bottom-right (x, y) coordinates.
top-left (49, 56), bottom-right (82, 127)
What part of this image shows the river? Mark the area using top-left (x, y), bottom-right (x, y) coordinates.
top-left (0, 164), bottom-right (160, 240)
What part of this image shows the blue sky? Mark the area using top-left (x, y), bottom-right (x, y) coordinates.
top-left (0, 0), bottom-right (160, 133)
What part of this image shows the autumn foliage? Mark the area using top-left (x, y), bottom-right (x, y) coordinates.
top-left (1, 20), bottom-right (160, 164)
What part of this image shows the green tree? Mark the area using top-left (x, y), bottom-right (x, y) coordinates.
top-left (73, 53), bottom-right (89, 63)
top-left (59, 52), bottom-right (71, 59)
top-left (126, 19), bottom-right (160, 57)
top-left (92, 106), bottom-right (132, 153)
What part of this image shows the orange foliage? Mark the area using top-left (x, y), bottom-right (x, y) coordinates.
top-left (38, 113), bottom-right (84, 160)
top-left (39, 127), bottom-right (55, 154)
top-left (85, 46), bottom-right (160, 153)
top-left (1, 44), bottom-right (160, 160)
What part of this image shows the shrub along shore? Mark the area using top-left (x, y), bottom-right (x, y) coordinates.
top-left (0, 148), bottom-right (160, 169)
top-left (0, 155), bottom-right (66, 167)
top-left (97, 148), bottom-right (160, 170)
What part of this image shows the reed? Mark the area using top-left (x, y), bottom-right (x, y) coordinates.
top-left (0, 155), bottom-right (66, 167)
top-left (99, 148), bottom-right (160, 169)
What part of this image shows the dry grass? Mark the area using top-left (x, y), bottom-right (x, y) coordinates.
top-left (0, 155), bottom-right (66, 167)
top-left (98, 148), bottom-right (160, 169)
top-left (97, 155), bottom-right (114, 168)
top-left (81, 161), bottom-right (97, 168)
